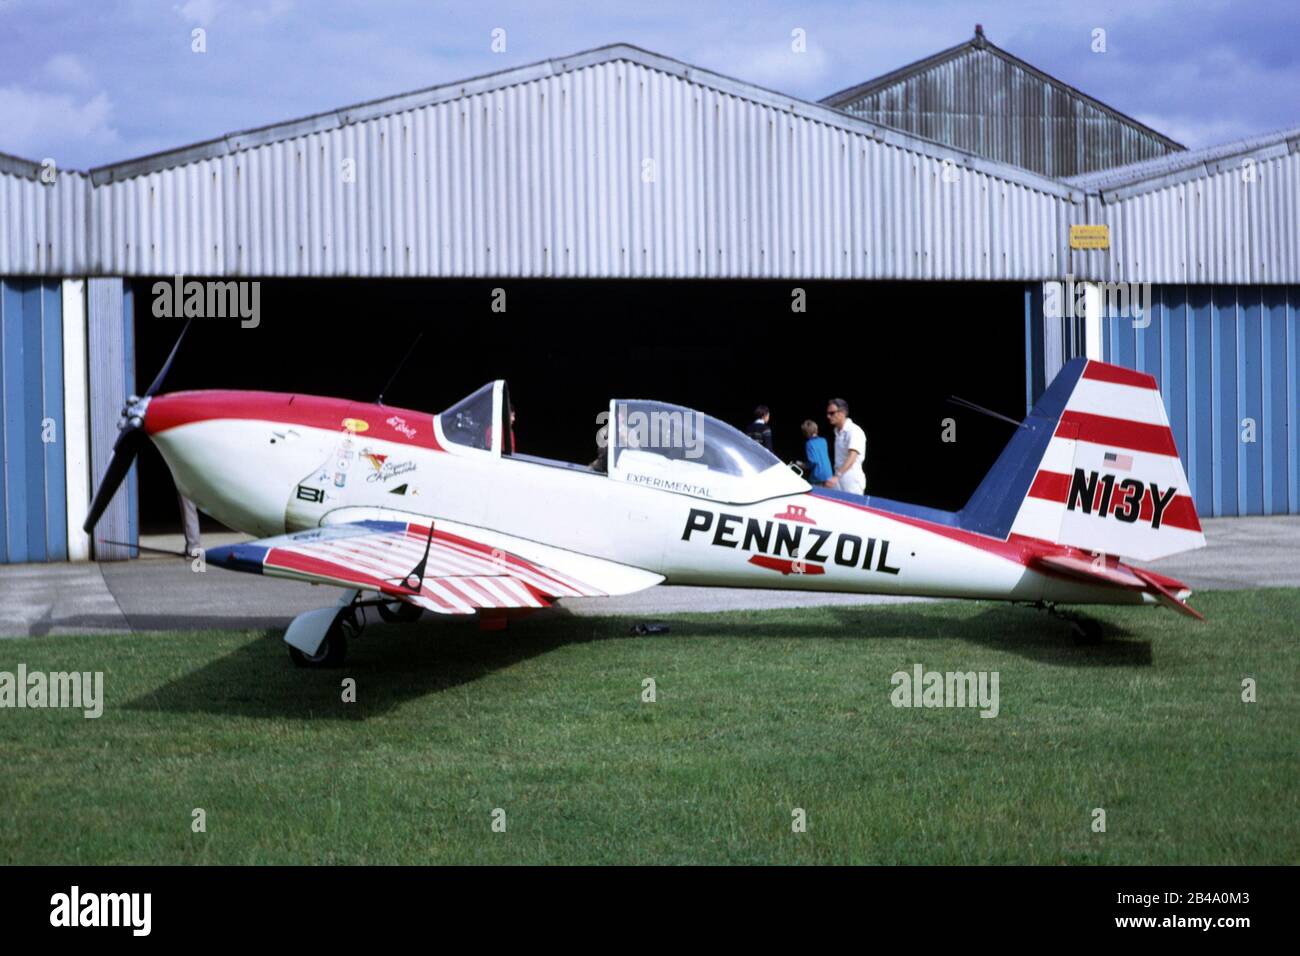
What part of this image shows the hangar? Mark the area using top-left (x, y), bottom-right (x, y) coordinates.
top-left (1, 30), bottom-right (1297, 564)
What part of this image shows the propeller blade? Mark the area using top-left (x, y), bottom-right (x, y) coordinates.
top-left (83, 320), bottom-right (192, 536)
top-left (82, 426), bottom-right (147, 533)
top-left (144, 318), bottom-right (193, 397)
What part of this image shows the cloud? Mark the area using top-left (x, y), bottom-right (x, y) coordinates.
top-left (0, 85), bottom-right (119, 162)
top-left (42, 53), bottom-right (95, 90)
top-left (175, 0), bottom-right (220, 27)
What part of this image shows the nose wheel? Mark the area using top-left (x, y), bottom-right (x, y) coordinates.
top-left (288, 604), bottom-right (361, 668)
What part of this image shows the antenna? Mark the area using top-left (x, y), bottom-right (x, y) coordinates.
top-left (946, 395), bottom-right (1023, 428)
top-left (376, 332), bottom-right (424, 406)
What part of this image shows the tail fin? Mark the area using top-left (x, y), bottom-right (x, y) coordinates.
top-left (961, 359), bottom-right (1205, 561)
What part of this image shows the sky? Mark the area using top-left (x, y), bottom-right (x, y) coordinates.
top-left (0, 0), bottom-right (1296, 170)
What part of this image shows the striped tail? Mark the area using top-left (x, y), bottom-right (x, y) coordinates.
top-left (1007, 359), bottom-right (1205, 561)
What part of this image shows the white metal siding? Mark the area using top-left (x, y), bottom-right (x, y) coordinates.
top-left (1066, 137), bottom-right (1300, 284)
top-left (86, 56), bottom-right (1072, 280)
top-left (0, 166), bottom-right (88, 276)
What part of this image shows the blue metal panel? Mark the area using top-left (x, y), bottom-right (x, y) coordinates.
top-left (86, 278), bottom-right (136, 560)
top-left (1138, 291), bottom-right (1162, 381)
top-left (2, 281), bottom-right (27, 561)
top-left (1289, 287), bottom-right (1299, 514)
top-left (1186, 288), bottom-right (1214, 515)
top-left (1100, 282), bottom-right (1299, 518)
top-left (21, 282), bottom-right (46, 561)
top-left (0, 278), bottom-right (67, 563)
top-left (1161, 286), bottom-right (1189, 491)
top-left (1262, 287), bottom-right (1289, 514)
top-left (1238, 287), bottom-right (1264, 515)
top-left (1211, 287), bottom-right (1239, 516)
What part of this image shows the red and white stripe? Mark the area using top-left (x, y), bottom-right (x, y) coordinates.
top-left (1010, 360), bottom-right (1205, 561)
top-left (261, 522), bottom-right (603, 614)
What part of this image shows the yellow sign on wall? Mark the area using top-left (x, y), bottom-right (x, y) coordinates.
top-left (1070, 224), bottom-right (1110, 250)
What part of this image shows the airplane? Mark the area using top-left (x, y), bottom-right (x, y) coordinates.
top-left (84, 332), bottom-right (1206, 668)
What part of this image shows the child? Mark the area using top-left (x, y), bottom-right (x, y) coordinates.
top-left (801, 420), bottom-right (833, 485)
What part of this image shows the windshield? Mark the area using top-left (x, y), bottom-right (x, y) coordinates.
top-left (439, 382), bottom-right (494, 450)
top-left (609, 400), bottom-right (782, 477)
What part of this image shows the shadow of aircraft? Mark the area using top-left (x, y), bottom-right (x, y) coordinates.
top-left (126, 600), bottom-right (1149, 721)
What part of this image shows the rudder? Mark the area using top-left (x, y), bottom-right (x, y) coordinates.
top-left (1006, 359), bottom-right (1205, 561)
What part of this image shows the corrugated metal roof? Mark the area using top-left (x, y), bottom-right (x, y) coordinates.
top-left (820, 27), bottom-right (1183, 179)
top-left (1065, 125), bottom-right (1300, 194)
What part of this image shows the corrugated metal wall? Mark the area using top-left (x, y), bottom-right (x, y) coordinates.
top-left (1070, 143), bottom-right (1300, 285)
top-left (0, 278), bottom-right (67, 562)
top-left (827, 44), bottom-right (1179, 179)
top-left (0, 156), bottom-right (89, 276)
top-left (1103, 284), bottom-right (1298, 517)
top-left (85, 278), bottom-right (137, 560)
top-left (86, 55), bottom-right (1074, 280)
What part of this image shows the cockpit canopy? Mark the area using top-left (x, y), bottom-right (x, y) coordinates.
top-left (605, 399), bottom-right (807, 502)
top-left (435, 383), bottom-right (807, 503)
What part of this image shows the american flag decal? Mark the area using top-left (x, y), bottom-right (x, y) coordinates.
top-left (1104, 451), bottom-right (1133, 471)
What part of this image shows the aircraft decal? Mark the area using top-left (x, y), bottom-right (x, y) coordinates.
top-left (748, 555), bottom-right (825, 576)
top-left (386, 415), bottom-right (418, 439)
top-left (361, 449), bottom-right (417, 483)
top-left (1027, 468), bottom-right (1200, 531)
top-left (774, 504), bottom-right (815, 524)
top-left (624, 473), bottom-right (712, 498)
top-left (682, 507), bottom-right (901, 575)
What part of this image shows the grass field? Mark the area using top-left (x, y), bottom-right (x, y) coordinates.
top-left (1, 589), bottom-right (1296, 864)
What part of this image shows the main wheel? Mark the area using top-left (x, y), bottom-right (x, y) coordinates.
top-left (288, 612), bottom-right (352, 668)
top-left (376, 599), bottom-right (424, 624)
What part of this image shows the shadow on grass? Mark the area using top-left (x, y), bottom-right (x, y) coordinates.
top-left (127, 601), bottom-right (1148, 721)
top-left (125, 612), bottom-right (634, 721)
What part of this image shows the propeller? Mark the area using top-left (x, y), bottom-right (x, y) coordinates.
top-left (83, 320), bottom-right (192, 535)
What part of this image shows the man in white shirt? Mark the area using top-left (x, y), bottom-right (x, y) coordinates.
top-left (825, 398), bottom-right (867, 495)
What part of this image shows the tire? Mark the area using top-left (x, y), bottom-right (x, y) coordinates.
top-left (288, 614), bottom-right (350, 668)
top-left (376, 600), bottom-right (423, 624)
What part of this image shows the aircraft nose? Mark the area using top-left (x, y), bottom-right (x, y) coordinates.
top-left (143, 392), bottom-right (208, 436)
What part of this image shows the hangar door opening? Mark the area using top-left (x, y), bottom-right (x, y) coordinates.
top-left (130, 279), bottom-right (1025, 534)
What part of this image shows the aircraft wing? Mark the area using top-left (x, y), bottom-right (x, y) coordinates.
top-left (206, 519), bottom-right (664, 614)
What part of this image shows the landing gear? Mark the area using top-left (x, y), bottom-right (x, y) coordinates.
top-left (1027, 602), bottom-right (1105, 645)
top-left (376, 599), bottom-right (424, 624)
top-left (288, 604), bottom-right (362, 668)
top-left (1069, 617), bottom-right (1104, 645)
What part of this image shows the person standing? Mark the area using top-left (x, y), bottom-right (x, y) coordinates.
top-left (801, 420), bottom-right (833, 485)
top-left (746, 405), bottom-right (773, 451)
top-left (177, 491), bottom-right (201, 558)
top-left (825, 398), bottom-right (867, 494)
